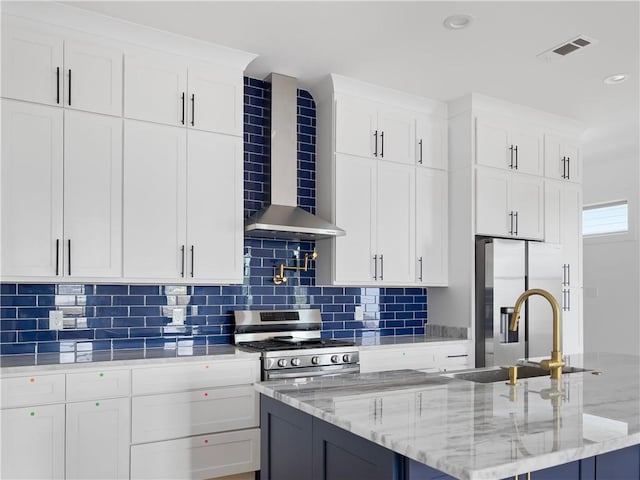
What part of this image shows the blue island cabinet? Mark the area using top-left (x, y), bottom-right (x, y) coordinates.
top-left (260, 395), bottom-right (640, 480)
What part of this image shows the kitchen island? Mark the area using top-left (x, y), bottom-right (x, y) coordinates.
top-left (256, 353), bottom-right (639, 480)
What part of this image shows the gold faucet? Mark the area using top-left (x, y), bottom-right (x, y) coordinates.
top-left (509, 288), bottom-right (565, 380)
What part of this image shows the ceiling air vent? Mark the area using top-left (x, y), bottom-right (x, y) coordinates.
top-left (537, 35), bottom-right (597, 62)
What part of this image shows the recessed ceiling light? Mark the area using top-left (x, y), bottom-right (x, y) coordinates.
top-left (603, 73), bottom-right (629, 85)
top-left (443, 14), bottom-right (474, 30)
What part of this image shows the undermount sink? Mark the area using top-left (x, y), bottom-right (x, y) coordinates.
top-left (448, 365), bottom-right (589, 384)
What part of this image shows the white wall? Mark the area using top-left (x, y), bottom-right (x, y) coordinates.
top-left (582, 121), bottom-right (640, 356)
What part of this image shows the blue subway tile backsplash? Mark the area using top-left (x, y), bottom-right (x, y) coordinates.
top-left (0, 77), bottom-right (427, 355)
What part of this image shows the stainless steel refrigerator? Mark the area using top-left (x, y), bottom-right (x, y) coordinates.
top-left (475, 237), bottom-right (562, 368)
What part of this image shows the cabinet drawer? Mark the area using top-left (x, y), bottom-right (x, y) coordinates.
top-left (1, 374), bottom-right (66, 408)
top-left (67, 369), bottom-right (130, 401)
top-left (132, 359), bottom-right (259, 395)
top-left (130, 428), bottom-right (260, 479)
top-left (359, 347), bottom-right (437, 373)
top-left (132, 385), bottom-right (258, 443)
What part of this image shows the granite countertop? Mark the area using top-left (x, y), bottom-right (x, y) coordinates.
top-left (355, 334), bottom-right (470, 349)
top-left (256, 353), bottom-right (640, 480)
top-left (0, 345), bottom-right (261, 374)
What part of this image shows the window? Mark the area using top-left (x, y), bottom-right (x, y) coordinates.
top-left (582, 201), bottom-right (629, 236)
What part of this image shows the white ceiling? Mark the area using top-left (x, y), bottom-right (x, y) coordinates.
top-left (65, 1), bottom-right (639, 152)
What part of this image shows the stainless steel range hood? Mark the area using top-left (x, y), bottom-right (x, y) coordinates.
top-left (244, 73), bottom-right (345, 240)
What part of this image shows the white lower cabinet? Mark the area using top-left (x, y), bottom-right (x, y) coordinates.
top-left (66, 397), bottom-right (130, 480)
top-left (130, 358), bottom-right (260, 479)
top-left (359, 341), bottom-right (472, 373)
top-left (1, 404), bottom-right (65, 479)
top-left (130, 428), bottom-right (260, 480)
top-left (131, 385), bottom-right (258, 444)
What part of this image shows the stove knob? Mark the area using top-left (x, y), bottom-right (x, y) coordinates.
top-left (331, 355), bottom-right (340, 364)
top-left (291, 358), bottom-right (301, 367)
top-left (277, 359), bottom-right (287, 368)
top-left (311, 356), bottom-right (320, 365)
top-left (342, 354), bottom-right (351, 363)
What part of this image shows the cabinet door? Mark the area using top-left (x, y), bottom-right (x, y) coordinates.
top-left (561, 183), bottom-right (582, 287)
top-left (511, 175), bottom-right (544, 240)
top-left (63, 40), bottom-right (123, 116)
top-left (123, 120), bottom-right (187, 279)
top-left (377, 106), bottom-right (415, 164)
top-left (544, 180), bottom-right (562, 244)
top-left (416, 168), bottom-right (448, 286)
top-left (1, 100), bottom-right (63, 278)
top-left (475, 168), bottom-right (510, 237)
top-left (187, 130), bottom-right (243, 283)
top-left (188, 65), bottom-right (242, 136)
top-left (66, 397), bottom-right (130, 480)
top-left (124, 51), bottom-right (187, 126)
top-left (544, 135), bottom-right (581, 183)
top-left (377, 161), bottom-right (415, 285)
top-left (131, 429), bottom-right (260, 480)
top-left (64, 111), bottom-right (122, 278)
top-left (510, 128), bottom-right (542, 175)
top-left (335, 95), bottom-right (377, 158)
top-left (1, 404), bottom-right (65, 479)
top-left (476, 117), bottom-right (510, 170)
top-left (334, 154), bottom-right (376, 283)
top-left (1, 25), bottom-right (63, 106)
top-left (416, 114), bottom-right (447, 170)
top-left (563, 142), bottom-right (581, 183)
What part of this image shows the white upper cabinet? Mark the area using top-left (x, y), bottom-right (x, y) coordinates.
top-left (1, 25), bottom-right (63, 106)
top-left (544, 133), bottom-right (581, 182)
top-left (187, 64), bottom-right (243, 136)
top-left (125, 50), bottom-right (243, 135)
top-left (416, 113), bottom-right (447, 170)
top-left (64, 110), bottom-right (123, 278)
top-left (1, 100), bottom-right (63, 278)
top-left (63, 40), bottom-right (123, 116)
top-left (376, 161), bottom-right (415, 284)
top-left (123, 120), bottom-right (187, 280)
top-left (186, 130), bottom-right (243, 282)
top-left (334, 94), bottom-right (415, 164)
top-left (1, 101), bottom-right (123, 281)
top-left (416, 168), bottom-right (448, 286)
top-left (333, 154), bottom-right (377, 284)
top-left (1, 22), bottom-right (123, 116)
top-left (331, 154), bottom-right (415, 285)
top-left (123, 121), bottom-right (243, 284)
top-left (476, 168), bottom-right (543, 240)
top-left (315, 74), bottom-right (447, 286)
top-left (476, 116), bottom-right (543, 175)
top-left (124, 52), bottom-right (188, 127)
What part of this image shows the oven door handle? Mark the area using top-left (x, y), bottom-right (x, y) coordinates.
top-left (265, 365), bottom-right (360, 380)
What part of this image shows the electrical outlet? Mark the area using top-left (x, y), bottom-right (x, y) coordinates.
top-left (172, 308), bottom-right (185, 326)
top-left (49, 310), bottom-right (64, 330)
top-left (354, 306), bottom-right (364, 321)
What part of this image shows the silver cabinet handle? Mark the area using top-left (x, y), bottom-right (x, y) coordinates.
top-left (181, 92), bottom-right (185, 125)
top-left (380, 131), bottom-right (384, 158)
top-left (509, 211), bottom-right (514, 235)
top-left (180, 245), bottom-right (185, 278)
top-left (190, 245), bottom-right (195, 278)
top-left (514, 145), bottom-right (518, 170)
top-left (418, 139), bottom-right (423, 164)
top-left (380, 254), bottom-right (384, 280)
top-left (373, 131), bottom-right (378, 157)
top-left (67, 239), bottom-right (71, 276)
top-left (566, 157), bottom-right (571, 180)
top-left (418, 256), bottom-right (423, 282)
top-left (191, 94), bottom-right (195, 126)
top-left (567, 264), bottom-right (570, 286)
top-left (514, 211), bottom-right (519, 236)
top-left (373, 254), bottom-right (378, 280)
top-left (567, 289), bottom-right (571, 311)
top-left (55, 239), bottom-right (60, 276)
top-left (561, 157), bottom-right (567, 179)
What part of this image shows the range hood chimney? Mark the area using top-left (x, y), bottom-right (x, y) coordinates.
top-left (244, 73), bottom-right (345, 240)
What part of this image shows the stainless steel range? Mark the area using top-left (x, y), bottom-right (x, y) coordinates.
top-left (234, 309), bottom-right (359, 380)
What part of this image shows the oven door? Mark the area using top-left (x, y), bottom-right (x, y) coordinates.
top-left (264, 364), bottom-right (360, 380)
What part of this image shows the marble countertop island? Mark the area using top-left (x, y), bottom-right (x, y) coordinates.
top-left (256, 353), bottom-right (640, 480)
